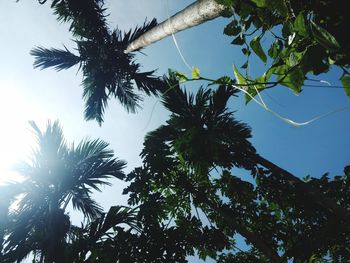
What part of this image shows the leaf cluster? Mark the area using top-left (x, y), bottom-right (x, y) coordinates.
top-left (216, 0), bottom-right (350, 100)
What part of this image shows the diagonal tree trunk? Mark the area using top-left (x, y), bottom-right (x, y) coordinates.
top-left (125, 0), bottom-right (225, 53)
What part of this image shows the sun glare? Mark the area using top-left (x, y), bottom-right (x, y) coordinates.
top-left (0, 87), bottom-right (45, 185)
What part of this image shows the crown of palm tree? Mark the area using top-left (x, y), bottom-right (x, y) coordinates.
top-left (142, 76), bottom-right (255, 172)
top-left (30, 0), bottom-right (165, 124)
top-left (1, 120), bottom-right (126, 262)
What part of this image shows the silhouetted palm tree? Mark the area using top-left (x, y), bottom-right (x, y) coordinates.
top-left (140, 76), bottom-right (350, 261)
top-left (154, 76), bottom-right (350, 222)
top-left (1, 120), bottom-right (126, 262)
top-left (30, 0), bottom-right (165, 124)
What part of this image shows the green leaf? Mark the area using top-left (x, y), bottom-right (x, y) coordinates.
top-left (233, 65), bottom-right (247, 85)
top-left (191, 67), bottom-right (201, 79)
top-left (288, 52), bottom-right (299, 67)
top-left (250, 36), bottom-right (267, 63)
top-left (278, 69), bottom-right (305, 94)
top-left (175, 71), bottom-right (188, 82)
top-left (245, 75), bottom-right (267, 103)
top-left (251, 0), bottom-right (267, 7)
top-left (340, 75), bottom-right (350, 98)
top-left (310, 21), bottom-right (340, 50)
top-left (282, 21), bottom-right (294, 38)
top-left (294, 12), bottom-right (308, 37)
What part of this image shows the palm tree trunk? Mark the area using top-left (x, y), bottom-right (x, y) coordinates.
top-left (254, 154), bottom-right (350, 223)
top-left (125, 0), bottom-right (225, 53)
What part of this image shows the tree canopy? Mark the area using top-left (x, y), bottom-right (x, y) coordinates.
top-left (1, 1), bottom-right (350, 262)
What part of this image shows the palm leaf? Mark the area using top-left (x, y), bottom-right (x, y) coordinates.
top-left (70, 187), bottom-right (103, 219)
top-left (121, 18), bottom-right (158, 49)
top-left (31, 14), bottom-right (161, 123)
top-left (133, 70), bottom-right (166, 96)
top-left (31, 46), bottom-right (81, 71)
top-left (52, 0), bottom-right (109, 40)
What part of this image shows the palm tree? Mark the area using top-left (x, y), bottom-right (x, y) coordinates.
top-left (159, 76), bottom-right (350, 222)
top-left (138, 76), bottom-right (350, 261)
top-left (30, 0), bottom-right (165, 124)
top-left (125, 0), bottom-right (225, 53)
top-left (1, 120), bottom-right (126, 262)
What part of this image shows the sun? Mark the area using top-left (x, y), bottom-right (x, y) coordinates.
top-left (0, 87), bottom-right (44, 185)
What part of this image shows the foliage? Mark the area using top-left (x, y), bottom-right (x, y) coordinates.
top-left (0, 120), bottom-right (126, 262)
top-left (124, 82), bottom-right (350, 262)
top-left (1, 103), bottom-right (349, 262)
top-left (7, 1), bottom-right (350, 262)
top-left (216, 0), bottom-right (350, 100)
top-left (30, 0), bottom-right (165, 124)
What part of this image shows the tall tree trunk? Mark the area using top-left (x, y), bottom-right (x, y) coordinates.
top-left (125, 0), bottom-right (225, 53)
top-left (254, 155), bottom-right (350, 223)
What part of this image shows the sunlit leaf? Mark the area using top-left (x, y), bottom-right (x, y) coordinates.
top-left (251, 0), bottom-right (267, 7)
top-left (233, 65), bottom-right (247, 86)
top-left (192, 67), bottom-right (201, 80)
top-left (294, 12), bottom-right (308, 37)
top-left (340, 75), bottom-right (350, 98)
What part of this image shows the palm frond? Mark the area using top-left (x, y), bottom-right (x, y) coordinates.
top-left (114, 80), bottom-right (141, 113)
top-left (161, 81), bottom-right (191, 117)
top-left (210, 85), bottom-right (235, 117)
top-left (133, 70), bottom-right (166, 96)
top-left (52, 0), bottom-right (109, 40)
top-left (28, 120), bottom-right (68, 170)
top-left (121, 18), bottom-right (158, 50)
top-left (82, 76), bottom-right (109, 124)
top-left (31, 46), bottom-right (81, 71)
top-left (71, 187), bottom-right (103, 219)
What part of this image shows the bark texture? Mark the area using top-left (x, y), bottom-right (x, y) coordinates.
top-left (125, 0), bottom-right (225, 53)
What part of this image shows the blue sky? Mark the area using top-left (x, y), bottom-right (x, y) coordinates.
top-left (0, 0), bottom-right (349, 262)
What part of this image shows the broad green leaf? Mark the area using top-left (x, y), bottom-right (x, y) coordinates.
top-left (245, 86), bottom-right (258, 104)
top-left (251, 0), bottom-right (267, 7)
top-left (278, 68), bottom-right (305, 94)
top-left (340, 75), bottom-right (350, 98)
top-left (288, 52), bottom-right (299, 67)
top-left (245, 75), bottom-right (267, 103)
top-left (294, 12), bottom-right (308, 37)
top-left (191, 67), bottom-right (201, 79)
top-left (264, 66), bottom-right (275, 81)
top-left (175, 71), bottom-right (188, 82)
top-left (233, 65), bottom-right (247, 86)
top-left (310, 21), bottom-right (340, 50)
top-left (250, 36), bottom-right (267, 63)
top-left (282, 21), bottom-right (294, 38)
